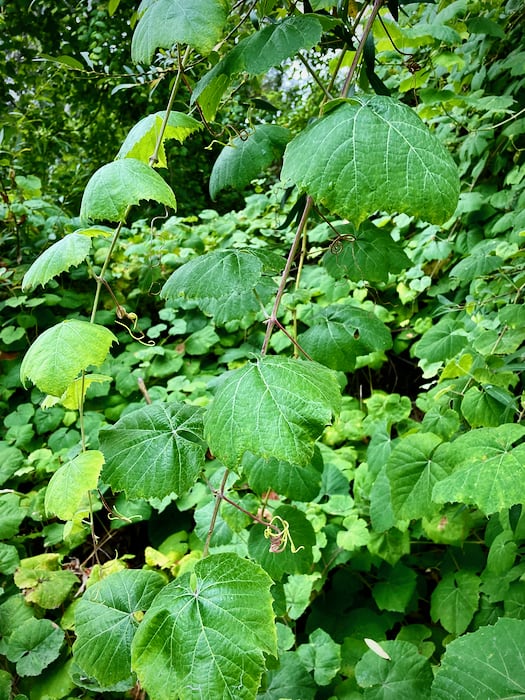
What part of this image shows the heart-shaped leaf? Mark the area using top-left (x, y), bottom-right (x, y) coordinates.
top-left (131, 0), bottom-right (228, 64)
top-left (6, 618), bottom-right (64, 677)
top-left (281, 96), bottom-right (460, 226)
top-left (132, 553), bottom-right (277, 700)
top-left (73, 569), bottom-right (165, 689)
top-left (117, 111), bottom-right (203, 167)
top-left (20, 320), bottom-right (117, 397)
top-left (45, 450), bottom-right (105, 520)
top-left (209, 125), bottom-right (290, 199)
top-left (80, 159), bottom-right (176, 222)
top-left (99, 403), bottom-right (206, 499)
top-left (22, 232), bottom-right (92, 291)
top-left (204, 356), bottom-right (341, 467)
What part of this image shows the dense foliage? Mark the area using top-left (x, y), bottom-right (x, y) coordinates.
top-left (1, 0), bottom-right (525, 698)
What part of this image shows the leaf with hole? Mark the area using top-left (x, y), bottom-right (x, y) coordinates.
top-left (117, 111), bottom-right (203, 167)
top-left (99, 402), bottom-right (206, 500)
top-left (45, 450), bottom-right (104, 521)
top-left (80, 159), bottom-right (176, 222)
top-left (281, 96), bottom-right (460, 226)
top-left (209, 125), bottom-right (290, 199)
top-left (73, 569), bottom-right (165, 689)
top-left (20, 320), bottom-right (117, 397)
top-left (298, 304), bottom-right (392, 371)
top-left (131, 0), bottom-right (228, 63)
top-left (22, 232), bottom-right (92, 291)
top-left (204, 356), bottom-right (341, 467)
top-left (131, 553), bottom-right (277, 700)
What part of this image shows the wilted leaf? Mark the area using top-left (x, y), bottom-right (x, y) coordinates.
top-left (45, 450), bottom-right (104, 520)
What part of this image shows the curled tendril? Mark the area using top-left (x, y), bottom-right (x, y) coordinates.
top-left (329, 234), bottom-right (355, 255)
top-left (115, 305), bottom-right (155, 346)
top-left (264, 515), bottom-right (304, 555)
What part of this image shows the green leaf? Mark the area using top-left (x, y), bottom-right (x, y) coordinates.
top-left (247, 505), bottom-right (316, 580)
top-left (131, 0), bottom-right (228, 63)
top-left (431, 618), bottom-right (525, 699)
top-left (297, 628), bottom-right (341, 686)
top-left (20, 320), bottom-right (117, 397)
top-left (241, 450), bottom-right (323, 502)
top-left (193, 15), bottom-right (324, 120)
top-left (132, 553), bottom-right (277, 700)
top-left (162, 249), bottom-right (264, 303)
top-left (355, 640), bottom-right (433, 699)
top-left (258, 651), bottom-right (316, 700)
top-left (298, 304), bottom-right (392, 371)
top-left (432, 425), bottom-right (525, 515)
top-left (281, 96), bottom-right (460, 226)
top-left (322, 222), bottom-right (410, 283)
top-left (73, 569), bottom-right (165, 689)
top-left (413, 316), bottom-right (468, 364)
top-left (204, 356), bottom-right (341, 467)
top-left (209, 125), bottom-right (290, 199)
top-left (460, 385), bottom-right (516, 427)
top-left (372, 564), bottom-right (417, 613)
top-left (99, 403), bottom-right (206, 500)
top-left (6, 618), bottom-right (64, 677)
top-left (0, 493), bottom-right (27, 538)
top-left (337, 513), bottom-right (371, 551)
top-left (22, 232), bottom-right (92, 291)
top-left (0, 445), bottom-right (24, 486)
top-left (80, 159), bottom-right (176, 222)
top-left (117, 111), bottom-right (203, 167)
top-left (14, 554), bottom-right (78, 609)
top-left (386, 433), bottom-right (446, 521)
top-left (45, 450), bottom-right (104, 520)
top-left (430, 570), bottom-right (480, 635)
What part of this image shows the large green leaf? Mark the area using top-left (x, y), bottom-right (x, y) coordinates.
top-left (117, 111), bottom-right (203, 167)
top-left (6, 618), bottom-right (64, 677)
top-left (298, 304), bottom-right (392, 371)
top-left (386, 433), bottom-right (446, 521)
top-left (432, 424), bottom-right (525, 515)
top-left (281, 96), bottom-right (460, 226)
top-left (22, 232), bottom-right (92, 291)
top-left (204, 356), bottom-right (341, 467)
top-left (209, 125), bottom-right (290, 199)
top-left (45, 450), bottom-right (104, 520)
top-left (192, 14), bottom-right (324, 120)
top-left (322, 222), bottom-right (410, 283)
top-left (430, 571), bottom-right (480, 635)
top-left (20, 320), bottom-right (117, 397)
top-left (355, 640), bottom-right (433, 698)
top-left (241, 450), bottom-right (323, 502)
top-left (131, 553), bottom-right (277, 700)
top-left (73, 569), bottom-right (165, 689)
top-left (99, 403), bottom-right (206, 500)
top-left (132, 0), bottom-right (228, 63)
top-left (413, 315), bottom-right (468, 364)
top-left (80, 159), bottom-right (176, 222)
top-left (431, 618), bottom-right (525, 699)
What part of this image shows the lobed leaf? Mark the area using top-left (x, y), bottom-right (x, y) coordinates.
top-left (431, 618), bottom-right (525, 699)
top-left (430, 571), bottom-right (480, 635)
top-left (80, 159), bottom-right (176, 222)
top-left (6, 618), bottom-right (64, 677)
top-left (281, 96), bottom-right (460, 226)
top-left (20, 320), bottom-right (117, 397)
top-left (22, 232), bottom-right (92, 291)
top-left (204, 356), bottom-right (341, 467)
top-left (432, 424), bottom-right (525, 515)
top-left (132, 553), bottom-right (277, 700)
top-left (99, 402), bottom-right (206, 500)
top-left (131, 0), bottom-right (228, 63)
top-left (209, 125), bottom-right (290, 199)
top-left (73, 569), bottom-right (165, 689)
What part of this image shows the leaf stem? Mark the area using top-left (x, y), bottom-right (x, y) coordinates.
top-left (203, 468), bottom-right (230, 557)
top-left (90, 216), bottom-right (127, 324)
top-left (261, 195), bottom-right (313, 354)
top-left (341, 0), bottom-right (384, 98)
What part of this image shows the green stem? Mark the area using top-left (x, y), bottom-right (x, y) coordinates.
top-left (203, 468), bottom-right (230, 557)
top-left (90, 216), bottom-right (128, 324)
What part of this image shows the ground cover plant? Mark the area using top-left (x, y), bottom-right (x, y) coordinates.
top-left (1, 0), bottom-right (525, 697)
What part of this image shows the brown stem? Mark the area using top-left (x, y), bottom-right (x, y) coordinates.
top-left (341, 0), bottom-right (384, 98)
top-left (203, 468), bottom-right (230, 557)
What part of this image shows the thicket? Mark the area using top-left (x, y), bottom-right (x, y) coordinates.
top-left (1, 0), bottom-right (525, 698)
